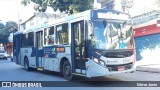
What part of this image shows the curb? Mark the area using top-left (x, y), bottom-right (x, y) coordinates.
top-left (136, 66), bottom-right (160, 73)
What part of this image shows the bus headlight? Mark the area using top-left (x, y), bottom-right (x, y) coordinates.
top-left (93, 58), bottom-right (106, 67)
top-left (93, 58), bottom-right (99, 63)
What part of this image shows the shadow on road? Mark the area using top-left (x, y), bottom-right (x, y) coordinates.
top-left (0, 60), bottom-right (123, 83)
top-left (20, 67), bottom-right (122, 81)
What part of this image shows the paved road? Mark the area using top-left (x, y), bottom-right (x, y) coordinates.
top-left (1, 60), bottom-right (160, 81)
top-left (1, 59), bottom-right (160, 90)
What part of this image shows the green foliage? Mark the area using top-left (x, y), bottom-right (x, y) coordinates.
top-left (121, 0), bottom-right (133, 13)
top-left (100, 0), bottom-right (133, 13)
top-left (5, 21), bottom-right (18, 33)
top-left (0, 21), bottom-right (18, 45)
top-left (21, 0), bottom-right (94, 14)
top-left (0, 23), bottom-right (5, 29)
top-left (0, 28), bottom-right (9, 44)
top-left (21, 0), bottom-right (31, 6)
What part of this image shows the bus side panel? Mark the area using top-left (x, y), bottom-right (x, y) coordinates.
top-left (19, 48), bottom-right (24, 66)
top-left (43, 57), bottom-right (59, 71)
top-left (43, 53), bottom-right (71, 72)
top-left (43, 46), bottom-right (71, 72)
top-left (20, 47), bottom-right (36, 68)
top-left (57, 53), bottom-right (71, 71)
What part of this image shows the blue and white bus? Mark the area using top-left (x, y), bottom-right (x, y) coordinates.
top-left (13, 8), bottom-right (136, 80)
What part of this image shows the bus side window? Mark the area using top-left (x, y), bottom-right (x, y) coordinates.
top-left (44, 28), bottom-right (48, 45)
top-left (48, 26), bottom-right (54, 45)
top-left (27, 32), bottom-right (34, 47)
top-left (38, 31), bottom-right (43, 48)
top-left (21, 34), bottom-right (27, 47)
top-left (56, 23), bottom-right (69, 44)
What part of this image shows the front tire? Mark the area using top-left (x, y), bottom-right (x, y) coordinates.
top-left (63, 60), bottom-right (73, 80)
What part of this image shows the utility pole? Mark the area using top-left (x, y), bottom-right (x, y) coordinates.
top-left (17, 0), bottom-right (21, 31)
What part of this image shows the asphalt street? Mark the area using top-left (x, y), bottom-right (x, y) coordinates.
top-left (1, 59), bottom-right (160, 90)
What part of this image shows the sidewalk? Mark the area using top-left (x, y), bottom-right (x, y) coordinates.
top-left (136, 60), bottom-right (160, 73)
top-left (136, 64), bottom-right (160, 73)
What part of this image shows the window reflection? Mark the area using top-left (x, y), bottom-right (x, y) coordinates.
top-left (92, 20), bottom-right (133, 50)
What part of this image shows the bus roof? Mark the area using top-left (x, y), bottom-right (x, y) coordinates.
top-left (16, 9), bottom-right (129, 34)
top-left (22, 10), bottom-right (92, 33)
top-left (13, 31), bottom-right (23, 35)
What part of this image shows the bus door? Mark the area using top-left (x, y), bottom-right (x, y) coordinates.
top-left (35, 31), bottom-right (43, 68)
top-left (71, 20), bottom-right (87, 74)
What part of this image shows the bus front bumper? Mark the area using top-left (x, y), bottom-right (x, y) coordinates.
top-left (86, 60), bottom-right (136, 78)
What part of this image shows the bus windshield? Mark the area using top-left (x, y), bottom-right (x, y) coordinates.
top-left (92, 20), bottom-right (133, 50)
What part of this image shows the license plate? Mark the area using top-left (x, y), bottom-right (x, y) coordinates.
top-left (118, 67), bottom-right (125, 71)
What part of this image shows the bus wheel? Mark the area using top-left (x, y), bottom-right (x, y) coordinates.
top-left (63, 60), bottom-right (73, 80)
top-left (24, 58), bottom-right (31, 71)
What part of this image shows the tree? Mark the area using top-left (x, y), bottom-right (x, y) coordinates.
top-left (121, 0), bottom-right (133, 13)
top-left (155, 0), bottom-right (160, 9)
top-left (0, 21), bottom-right (18, 50)
top-left (5, 21), bottom-right (18, 33)
top-left (98, 0), bottom-right (133, 13)
top-left (0, 27), bottom-right (10, 50)
top-left (0, 23), bottom-right (7, 45)
top-left (0, 22), bottom-right (5, 29)
top-left (21, 0), bottom-right (94, 14)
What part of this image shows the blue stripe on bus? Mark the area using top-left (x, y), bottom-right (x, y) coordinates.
top-left (43, 46), bottom-right (65, 58)
top-left (31, 47), bottom-right (36, 57)
top-left (39, 49), bottom-right (44, 57)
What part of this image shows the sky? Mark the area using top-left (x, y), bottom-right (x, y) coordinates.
top-left (0, 0), bottom-right (158, 23)
top-left (0, 0), bottom-right (59, 23)
top-left (0, 0), bottom-right (21, 22)
top-left (130, 0), bottom-right (157, 16)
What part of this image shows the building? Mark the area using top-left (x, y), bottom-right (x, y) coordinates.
top-left (9, 12), bottom-right (65, 56)
top-left (6, 33), bottom-right (13, 55)
top-left (133, 10), bottom-right (160, 65)
top-left (20, 12), bottom-right (66, 31)
top-left (96, 0), bottom-right (133, 13)
top-left (96, 0), bottom-right (122, 10)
